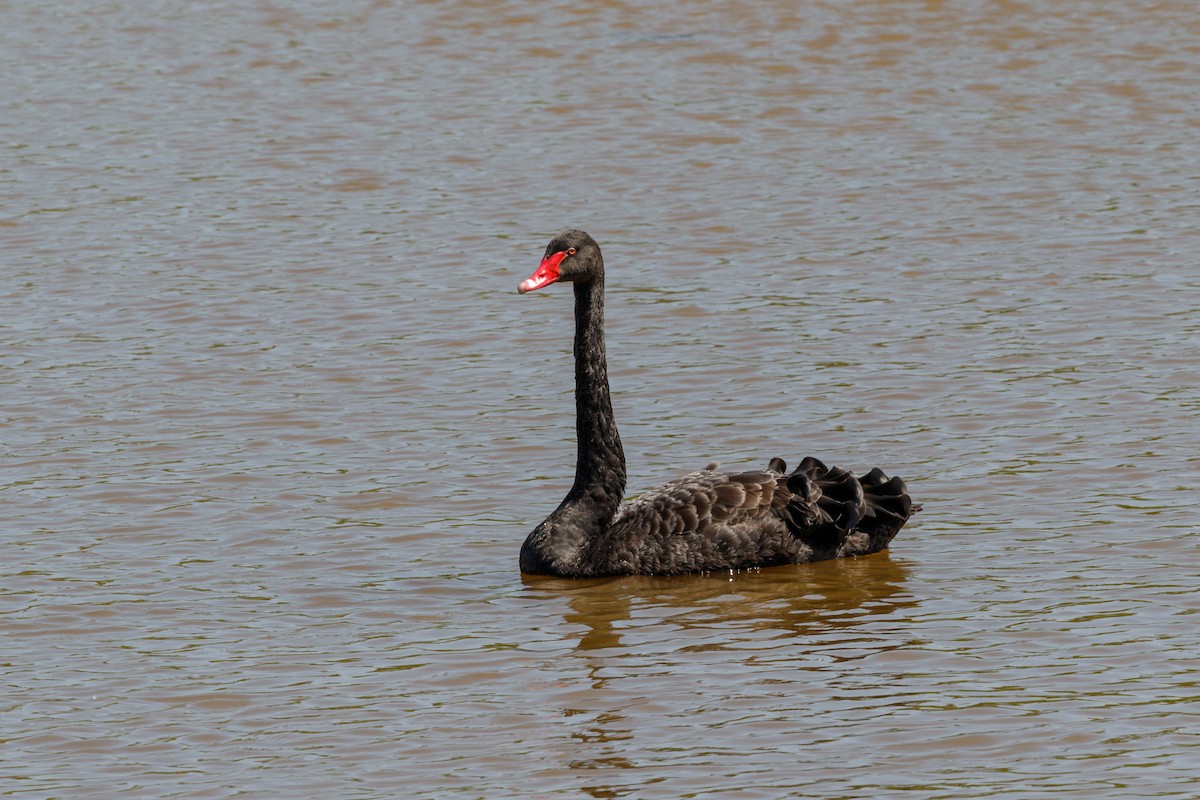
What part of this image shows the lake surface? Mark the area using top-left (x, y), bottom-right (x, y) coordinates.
top-left (3, 1), bottom-right (1198, 797)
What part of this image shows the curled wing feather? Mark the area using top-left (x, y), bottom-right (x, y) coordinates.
top-left (592, 457), bottom-right (914, 575)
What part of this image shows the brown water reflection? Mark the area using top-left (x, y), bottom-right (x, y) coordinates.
top-left (528, 554), bottom-right (915, 652)
top-left (517, 555), bottom-right (919, 797)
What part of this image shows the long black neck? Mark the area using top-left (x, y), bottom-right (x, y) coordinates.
top-left (563, 274), bottom-right (626, 524)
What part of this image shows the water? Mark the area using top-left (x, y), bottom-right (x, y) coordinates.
top-left (3, 1), bottom-right (1198, 797)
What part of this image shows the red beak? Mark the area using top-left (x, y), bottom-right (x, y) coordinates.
top-left (518, 251), bottom-right (567, 294)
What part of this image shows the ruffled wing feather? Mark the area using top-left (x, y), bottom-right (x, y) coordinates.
top-left (586, 457), bottom-right (915, 575)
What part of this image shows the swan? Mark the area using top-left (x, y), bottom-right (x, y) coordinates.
top-left (517, 229), bottom-right (917, 577)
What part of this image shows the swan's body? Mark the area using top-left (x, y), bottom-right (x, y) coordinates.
top-left (517, 230), bottom-right (917, 577)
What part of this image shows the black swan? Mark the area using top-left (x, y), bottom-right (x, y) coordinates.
top-left (517, 229), bottom-right (917, 577)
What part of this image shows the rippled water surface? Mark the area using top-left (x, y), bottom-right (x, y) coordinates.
top-left (4, 1), bottom-right (1198, 797)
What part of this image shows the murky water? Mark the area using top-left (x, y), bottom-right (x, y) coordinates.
top-left (3, 0), bottom-right (1198, 797)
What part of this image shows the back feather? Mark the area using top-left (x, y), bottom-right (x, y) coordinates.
top-left (594, 456), bottom-right (915, 574)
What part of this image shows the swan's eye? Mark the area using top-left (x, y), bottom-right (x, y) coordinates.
top-left (567, 247), bottom-right (576, 256)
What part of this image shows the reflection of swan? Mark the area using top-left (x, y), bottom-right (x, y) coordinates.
top-left (522, 552), bottom-right (915, 652)
top-left (520, 555), bottom-right (915, 798)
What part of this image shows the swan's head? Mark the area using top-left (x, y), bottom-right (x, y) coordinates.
top-left (518, 229), bottom-right (602, 294)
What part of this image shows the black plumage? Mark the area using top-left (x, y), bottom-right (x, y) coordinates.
top-left (517, 230), bottom-right (918, 577)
